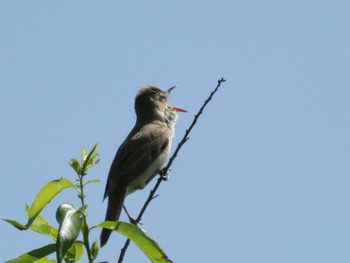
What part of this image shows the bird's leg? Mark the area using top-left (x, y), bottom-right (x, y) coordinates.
top-left (123, 205), bottom-right (140, 225)
top-left (159, 168), bottom-right (171, 181)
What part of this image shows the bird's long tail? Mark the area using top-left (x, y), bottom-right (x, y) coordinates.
top-left (100, 187), bottom-right (127, 247)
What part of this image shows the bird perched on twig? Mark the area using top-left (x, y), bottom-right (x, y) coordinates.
top-left (100, 86), bottom-right (187, 247)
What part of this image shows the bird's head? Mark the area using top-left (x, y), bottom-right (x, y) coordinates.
top-left (135, 86), bottom-right (187, 124)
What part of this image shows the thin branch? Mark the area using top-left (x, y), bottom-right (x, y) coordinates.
top-left (117, 77), bottom-right (226, 262)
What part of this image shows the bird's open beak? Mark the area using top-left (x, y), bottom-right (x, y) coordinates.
top-left (167, 86), bottom-right (187, 112)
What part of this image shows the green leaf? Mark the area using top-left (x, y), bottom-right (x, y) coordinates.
top-left (81, 144), bottom-right (99, 173)
top-left (97, 221), bottom-right (172, 263)
top-left (35, 258), bottom-right (56, 263)
top-left (56, 203), bottom-right (84, 263)
top-left (91, 240), bottom-right (99, 260)
top-left (81, 148), bottom-right (86, 167)
top-left (29, 224), bottom-right (58, 241)
top-left (5, 244), bottom-right (56, 263)
top-left (25, 203), bottom-right (30, 215)
top-left (2, 218), bottom-right (27, 230)
top-left (65, 241), bottom-right (84, 263)
top-left (25, 203), bottom-right (59, 240)
top-left (36, 257), bottom-right (56, 263)
top-left (83, 179), bottom-right (100, 187)
top-left (25, 203), bottom-right (50, 226)
top-left (34, 214), bottom-right (50, 226)
top-left (69, 158), bottom-right (81, 174)
top-left (2, 204), bottom-right (32, 230)
top-left (26, 178), bottom-right (75, 228)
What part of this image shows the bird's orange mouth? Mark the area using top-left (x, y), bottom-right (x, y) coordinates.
top-left (172, 106), bottom-right (187, 113)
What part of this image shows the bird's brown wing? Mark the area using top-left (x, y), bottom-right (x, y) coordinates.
top-left (100, 122), bottom-right (171, 246)
top-left (104, 122), bottom-right (171, 200)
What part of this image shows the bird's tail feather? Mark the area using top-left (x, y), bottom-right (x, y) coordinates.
top-left (100, 187), bottom-right (127, 247)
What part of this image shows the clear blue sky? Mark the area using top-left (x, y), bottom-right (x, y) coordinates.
top-left (1, 1), bottom-right (349, 262)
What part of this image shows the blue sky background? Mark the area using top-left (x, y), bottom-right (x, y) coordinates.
top-left (1, 1), bottom-right (349, 262)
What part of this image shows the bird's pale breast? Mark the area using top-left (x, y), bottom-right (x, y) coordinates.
top-left (126, 142), bottom-right (171, 195)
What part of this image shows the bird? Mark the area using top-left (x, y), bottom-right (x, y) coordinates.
top-left (100, 86), bottom-right (187, 247)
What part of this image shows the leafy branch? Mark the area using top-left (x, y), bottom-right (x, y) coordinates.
top-left (3, 145), bottom-right (174, 263)
top-left (3, 145), bottom-right (101, 263)
top-left (3, 77), bottom-right (225, 263)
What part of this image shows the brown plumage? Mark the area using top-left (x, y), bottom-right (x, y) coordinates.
top-left (100, 86), bottom-right (186, 247)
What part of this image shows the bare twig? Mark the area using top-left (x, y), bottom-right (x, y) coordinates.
top-left (117, 78), bottom-right (226, 262)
